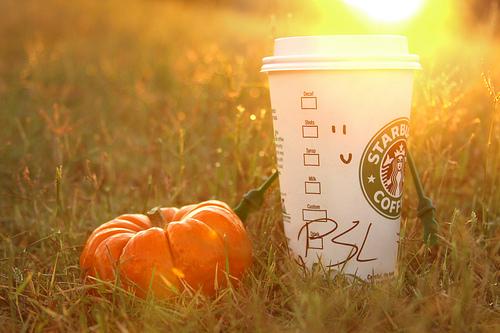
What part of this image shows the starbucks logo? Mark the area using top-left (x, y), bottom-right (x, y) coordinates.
top-left (359, 118), bottom-right (410, 219)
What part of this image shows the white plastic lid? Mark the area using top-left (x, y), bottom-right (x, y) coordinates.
top-left (261, 35), bottom-right (421, 72)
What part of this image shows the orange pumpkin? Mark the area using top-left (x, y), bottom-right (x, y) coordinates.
top-left (80, 200), bottom-right (252, 298)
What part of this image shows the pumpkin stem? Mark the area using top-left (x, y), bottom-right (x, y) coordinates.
top-left (146, 206), bottom-right (166, 227)
top-left (233, 171), bottom-right (279, 222)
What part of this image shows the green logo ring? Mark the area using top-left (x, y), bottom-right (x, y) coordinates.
top-left (359, 117), bottom-right (410, 220)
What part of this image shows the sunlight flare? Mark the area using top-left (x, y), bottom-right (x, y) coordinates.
top-left (344, 0), bottom-right (425, 23)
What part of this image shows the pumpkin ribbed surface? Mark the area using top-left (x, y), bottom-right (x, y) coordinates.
top-left (80, 200), bottom-right (252, 297)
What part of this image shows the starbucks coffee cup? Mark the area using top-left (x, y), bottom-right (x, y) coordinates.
top-left (262, 35), bottom-right (421, 280)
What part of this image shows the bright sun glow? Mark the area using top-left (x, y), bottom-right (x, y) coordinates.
top-left (344, 0), bottom-right (425, 23)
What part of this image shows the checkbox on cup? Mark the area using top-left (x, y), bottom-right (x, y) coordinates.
top-left (303, 153), bottom-right (320, 166)
top-left (302, 208), bottom-right (328, 221)
top-left (302, 125), bottom-right (319, 138)
top-left (305, 181), bottom-right (321, 194)
top-left (308, 235), bottom-right (324, 250)
top-left (301, 96), bottom-right (317, 109)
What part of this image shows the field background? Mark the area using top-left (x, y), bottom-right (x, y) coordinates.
top-left (0, 0), bottom-right (499, 332)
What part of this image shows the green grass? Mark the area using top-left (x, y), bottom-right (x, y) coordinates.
top-left (1, 0), bottom-right (499, 331)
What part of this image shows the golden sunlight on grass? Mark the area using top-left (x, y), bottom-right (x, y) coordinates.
top-left (0, 0), bottom-right (498, 331)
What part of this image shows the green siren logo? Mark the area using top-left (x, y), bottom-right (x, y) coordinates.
top-left (359, 118), bottom-right (410, 219)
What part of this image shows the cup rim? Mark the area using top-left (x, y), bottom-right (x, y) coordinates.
top-left (262, 34), bottom-right (421, 72)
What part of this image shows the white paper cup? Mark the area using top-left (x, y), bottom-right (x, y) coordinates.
top-left (262, 35), bottom-right (421, 281)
